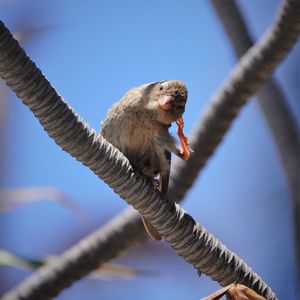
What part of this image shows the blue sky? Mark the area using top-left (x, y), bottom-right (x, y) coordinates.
top-left (0, 1), bottom-right (299, 299)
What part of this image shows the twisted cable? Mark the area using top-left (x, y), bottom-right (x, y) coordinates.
top-left (168, 0), bottom-right (300, 202)
top-left (212, 0), bottom-right (300, 285)
top-left (0, 0), bottom-right (299, 299)
top-left (0, 20), bottom-right (275, 300)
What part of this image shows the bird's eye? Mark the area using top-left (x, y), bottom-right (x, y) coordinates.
top-left (159, 86), bottom-right (163, 91)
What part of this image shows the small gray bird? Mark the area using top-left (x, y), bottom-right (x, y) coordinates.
top-left (101, 80), bottom-right (190, 240)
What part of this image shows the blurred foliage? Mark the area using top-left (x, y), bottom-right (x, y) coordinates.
top-left (0, 186), bottom-right (85, 215)
top-left (0, 249), bottom-right (158, 280)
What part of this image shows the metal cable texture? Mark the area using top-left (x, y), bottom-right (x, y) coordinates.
top-left (0, 21), bottom-right (276, 300)
top-left (212, 0), bottom-right (300, 286)
top-left (168, 0), bottom-right (300, 202)
top-left (0, 0), bottom-right (299, 299)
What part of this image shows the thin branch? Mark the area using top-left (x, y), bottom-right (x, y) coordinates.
top-left (0, 0), bottom-right (299, 299)
top-left (211, 0), bottom-right (300, 283)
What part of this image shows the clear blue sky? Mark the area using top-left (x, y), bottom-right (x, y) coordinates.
top-left (0, 1), bottom-right (299, 299)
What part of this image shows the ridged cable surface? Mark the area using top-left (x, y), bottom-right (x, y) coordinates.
top-left (0, 0), bottom-right (298, 298)
top-left (168, 0), bottom-right (300, 202)
top-left (212, 0), bottom-right (300, 290)
top-left (0, 19), bottom-right (278, 300)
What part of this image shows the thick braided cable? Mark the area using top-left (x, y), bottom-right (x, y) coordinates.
top-left (0, 20), bottom-right (277, 300)
top-left (168, 0), bottom-right (300, 202)
top-left (212, 0), bottom-right (300, 284)
top-left (1, 0), bottom-right (298, 298)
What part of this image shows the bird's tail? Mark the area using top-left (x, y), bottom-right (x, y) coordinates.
top-left (140, 215), bottom-right (163, 241)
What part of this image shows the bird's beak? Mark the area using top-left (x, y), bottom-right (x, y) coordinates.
top-left (158, 95), bottom-right (173, 110)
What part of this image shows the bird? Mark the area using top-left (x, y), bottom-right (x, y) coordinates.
top-left (101, 80), bottom-right (190, 240)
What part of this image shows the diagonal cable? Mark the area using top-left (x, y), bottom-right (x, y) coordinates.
top-left (168, 0), bottom-right (300, 202)
top-left (211, 0), bottom-right (300, 283)
top-left (0, 0), bottom-right (299, 299)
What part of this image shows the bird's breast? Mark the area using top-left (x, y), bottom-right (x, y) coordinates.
top-left (122, 123), bottom-right (161, 177)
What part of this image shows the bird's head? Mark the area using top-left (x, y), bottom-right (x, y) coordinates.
top-left (142, 80), bottom-right (188, 125)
